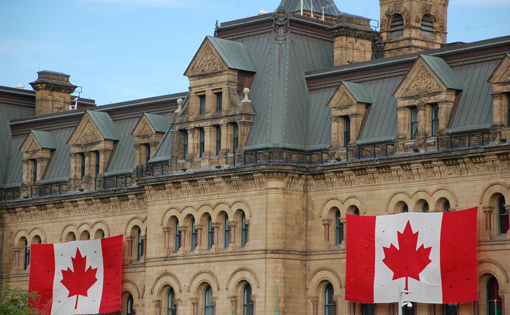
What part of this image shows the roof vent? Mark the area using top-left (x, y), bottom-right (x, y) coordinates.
top-left (258, 10), bottom-right (269, 15)
top-left (16, 83), bottom-right (25, 89)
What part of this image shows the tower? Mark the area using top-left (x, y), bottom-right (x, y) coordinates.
top-left (380, 0), bottom-right (448, 57)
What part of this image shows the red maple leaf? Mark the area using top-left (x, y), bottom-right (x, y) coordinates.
top-left (60, 248), bottom-right (98, 309)
top-left (382, 221), bottom-right (432, 291)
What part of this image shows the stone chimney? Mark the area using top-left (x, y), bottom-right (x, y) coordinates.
top-left (380, 0), bottom-right (448, 57)
top-left (29, 71), bottom-right (77, 116)
top-left (328, 14), bottom-right (378, 66)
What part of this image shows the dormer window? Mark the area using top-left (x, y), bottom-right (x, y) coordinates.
top-left (390, 14), bottom-right (404, 36)
top-left (182, 131), bottom-right (188, 159)
top-left (233, 124), bottom-right (239, 155)
top-left (507, 94), bottom-right (510, 127)
top-left (431, 104), bottom-right (439, 136)
top-left (94, 151), bottom-right (100, 179)
top-left (421, 15), bottom-right (434, 36)
top-left (215, 126), bottom-right (221, 156)
top-left (199, 95), bottom-right (206, 115)
top-left (199, 128), bottom-right (205, 158)
top-left (410, 107), bottom-right (418, 140)
top-left (145, 144), bottom-right (151, 166)
top-left (31, 160), bottom-right (37, 185)
top-left (343, 117), bottom-right (351, 147)
top-left (216, 92), bottom-right (223, 112)
top-left (80, 153), bottom-right (86, 180)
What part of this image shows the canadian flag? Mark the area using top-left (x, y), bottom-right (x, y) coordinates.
top-left (345, 207), bottom-right (477, 304)
top-left (29, 235), bottom-right (123, 315)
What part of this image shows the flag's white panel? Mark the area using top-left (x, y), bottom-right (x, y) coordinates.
top-left (52, 240), bottom-right (104, 315)
top-left (373, 212), bottom-right (443, 303)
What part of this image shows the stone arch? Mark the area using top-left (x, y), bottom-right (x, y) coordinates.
top-left (28, 228), bottom-right (46, 244)
top-left (342, 196), bottom-right (364, 215)
top-left (480, 182), bottom-right (510, 208)
top-left (226, 267), bottom-right (260, 292)
top-left (320, 199), bottom-right (343, 220)
top-left (307, 267), bottom-right (343, 291)
top-left (125, 216), bottom-right (147, 237)
top-left (77, 223), bottom-right (92, 240)
top-left (13, 230), bottom-right (30, 247)
top-left (122, 280), bottom-right (141, 300)
top-left (91, 220), bottom-right (110, 239)
top-left (197, 204), bottom-right (214, 226)
top-left (231, 201), bottom-right (252, 219)
top-left (212, 202), bottom-right (231, 222)
top-left (386, 191), bottom-right (412, 213)
top-left (410, 189), bottom-right (432, 212)
top-left (162, 207), bottom-right (182, 227)
top-left (188, 270), bottom-right (221, 294)
top-left (60, 224), bottom-right (79, 242)
top-left (431, 188), bottom-right (457, 212)
top-left (478, 259), bottom-right (509, 284)
top-left (180, 206), bottom-right (198, 224)
top-left (151, 272), bottom-right (183, 296)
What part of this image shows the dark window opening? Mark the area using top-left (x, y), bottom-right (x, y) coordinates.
top-left (182, 131), bottom-right (188, 160)
top-left (335, 210), bottom-right (343, 246)
top-left (390, 14), bottom-right (404, 36)
top-left (199, 129), bottom-right (205, 158)
top-left (431, 104), bottom-right (439, 136)
top-left (498, 196), bottom-right (508, 235)
top-left (174, 220), bottom-right (181, 253)
top-left (324, 283), bottom-right (336, 315)
top-left (191, 218), bottom-right (197, 252)
top-left (199, 95), bottom-right (206, 115)
top-left (421, 15), bottom-right (434, 36)
top-left (207, 217), bottom-right (214, 250)
top-left (411, 107), bottom-right (418, 140)
top-left (216, 126), bottom-right (221, 156)
top-left (224, 215), bottom-right (231, 249)
top-left (344, 117), bottom-right (351, 147)
top-left (241, 213), bottom-right (248, 248)
top-left (216, 92), bottom-right (222, 112)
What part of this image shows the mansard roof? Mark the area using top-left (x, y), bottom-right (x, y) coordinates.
top-left (279, 0), bottom-right (341, 16)
top-left (29, 130), bottom-right (58, 149)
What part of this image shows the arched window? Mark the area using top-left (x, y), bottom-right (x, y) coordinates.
top-left (224, 215), bottom-right (231, 249)
top-left (81, 231), bottom-right (90, 240)
top-left (390, 14), bottom-right (404, 36)
top-left (95, 229), bottom-right (105, 239)
top-left (23, 238), bottom-right (30, 270)
top-left (243, 284), bottom-right (254, 315)
top-left (335, 210), bottom-right (343, 246)
top-left (324, 283), bottom-right (336, 315)
top-left (136, 227), bottom-right (143, 261)
top-left (167, 288), bottom-right (177, 315)
top-left (174, 220), bottom-right (181, 253)
top-left (191, 218), bottom-right (197, 252)
top-left (422, 202), bottom-right (429, 213)
top-left (241, 213), bottom-right (248, 248)
top-left (421, 15), bottom-right (434, 36)
top-left (402, 204), bottom-right (409, 213)
top-left (353, 207), bottom-right (360, 216)
top-left (487, 277), bottom-right (502, 315)
top-left (443, 200), bottom-right (450, 212)
top-left (498, 196), bottom-right (508, 235)
top-left (80, 153), bottom-right (86, 180)
top-left (66, 232), bottom-right (76, 242)
top-left (126, 294), bottom-right (135, 315)
top-left (207, 216), bottom-right (214, 250)
top-left (204, 286), bottom-right (214, 315)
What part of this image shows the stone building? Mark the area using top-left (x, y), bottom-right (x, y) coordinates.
top-left (1, 0), bottom-right (510, 314)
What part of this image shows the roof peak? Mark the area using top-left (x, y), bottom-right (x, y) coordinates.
top-left (278, 0), bottom-right (340, 18)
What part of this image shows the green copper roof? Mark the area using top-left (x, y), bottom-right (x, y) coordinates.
top-left (279, 0), bottom-right (340, 16)
top-left (207, 36), bottom-right (256, 72)
top-left (144, 113), bottom-right (170, 133)
top-left (86, 110), bottom-right (120, 140)
top-left (31, 130), bottom-right (58, 149)
top-left (342, 81), bottom-right (374, 104)
top-left (420, 55), bottom-right (466, 91)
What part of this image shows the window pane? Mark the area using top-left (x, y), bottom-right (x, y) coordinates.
top-left (498, 196), bottom-right (508, 235)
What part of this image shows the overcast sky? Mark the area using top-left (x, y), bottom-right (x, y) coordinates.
top-left (1, 0), bottom-right (509, 105)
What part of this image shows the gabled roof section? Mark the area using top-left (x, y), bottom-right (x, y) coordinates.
top-left (394, 55), bottom-right (465, 99)
top-left (184, 37), bottom-right (255, 77)
top-left (144, 113), bottom-right (170, 133)
top-left (68, 110), bottom-right (120, 145)
top-left (87, 110), bottom-right (120, 140)
top-left (26, 130), bottom-right (58, 150)
top-left (488, 54), bottom-right (510, 84)
top-left (341, 81), bottom-right (374, 104)
top-left (279, 0), bottom-right (340, 16)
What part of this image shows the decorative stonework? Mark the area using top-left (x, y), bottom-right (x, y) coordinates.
top-left (403, 67), bottom-right (442, 97)
top-left (77, 120), bottom-right (103, 144)
top-left (188, 45), bottom-right (227, 76)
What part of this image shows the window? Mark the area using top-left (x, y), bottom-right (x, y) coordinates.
top-left (199, 95), bottom-right (206, 115)
top-left (204, 286), bottom-right (214, 315)
top-left (335, 210), bottom-right (343, 246)
top-left (81, 231), bottom-right (90, 240)
top-left (390, 14), bottom-right (404, 36)
top-left (402, 204), bottom-right (409, 213)
top-left (498, 196), bottom-right (508, 235)
top-left (507, 94), bottom-right (510, 127)
top-left (422, 202), bottom-right (429, 213)
top-left (410, 107), bottom-right (418, 140)
top-left (23, 238), bottom-right (30, 270)
top-left (199, 129), bottom-right (205, 158)
top-left (224, 215), bottom-right (231, 249)
top-left (191, 218), bottom-right (197, 252)
top-left (67, 232), bottom-right (76, 242)
top-left (145, 144), bottom-right (151, 166)
top-left (167, 288), bottom-right (177, 315)
top-left (136, 227), bottom-right (143, 261)
top-left (32, 160), bottom-right (37, 185)
top-left (443, 200), bottom-right (450, 212)
top-left (431, 104), bottom-right (439, 136)
top-left (241, 213), bottom-right (248, 248)
top-left (207, 217), bottom-right (214, 250)
top-left (344, 117), bottom-right (351, 147)
top-left (96, 229), bottom-right (105, 239)
top-left (443, 303), bottom-right (458, 315)
top-left (174, 220), bottom-right (181, 253)
top-left (80, 153), bottom-right (85, 180)
top-left (95, 151), bottom-right (100, 179)
top-left (362, 303), bottom-right (375, 315)
top-left (233, 124), bottom-right (239, 155)
top-left (215, 126), bottom-right (221, 156)
top-left (243, 284), bottom-right (254, 315)
top-left (216, 92), bottom-right (222, 112)
top-left (421, 15), bottom-right (434, 36)
top-left (182, 131), bottom-right (188, 160)
top-left (324, 284), bottom-right (336, 315)
top-left (353, 207), bottom-right (360, 216)
top-left (487, 277), bottom-right (502, 315)
top-left (126, 294), bottom-right (135, 315)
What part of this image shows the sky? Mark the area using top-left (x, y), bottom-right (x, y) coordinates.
top-left (1, 0), bottom-right (509, 106)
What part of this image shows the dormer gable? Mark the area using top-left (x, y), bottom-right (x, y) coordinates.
top-left (327, 81), bottom-right (373, 155)
top-left (488, 54), bottom-right (510, 91)
top-left (488, 54), bottom-right (510, 139)
top-left (131, 113), bottom-right (170, 166)
top-left (20, 130), bottom-right (58, 187)
top-left (67, 111), bottom-right (120, 189)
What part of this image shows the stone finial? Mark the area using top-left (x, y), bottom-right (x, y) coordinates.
top-left (176, 98), bottom-right (183, 115)
top-left (242, 88), bottom-right (251, 104)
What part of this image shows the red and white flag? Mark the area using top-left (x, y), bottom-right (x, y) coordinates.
top-left (29, 235), bottom-right (123, 315)
top-left (345, 207), bottom-right (477, 304)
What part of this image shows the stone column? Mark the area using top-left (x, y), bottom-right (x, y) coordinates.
top-left (190, 298), bottom-right (199, 315)
top-left (203, 125), bottom-right (215, 159)
top-left (153, 300), bottom-right (162, 315)
top-left (330, 116), bottom-right (341, 153)
top-left (310, 296), bottom-right (318, 315)
top-left (179, 226), bottom-right (187, 254)
top-left (396, 106), bottom-right (409, 152)
top-left (228, 221), bottom-right (238, 249)
top-left (237, 120), bottom-right (252, 152)
top-left (127, 237), bottom-right (134, 258)
top-left (229, 296), bottom-right (238, 315)
top-left (219, 123), bottom-right (230, 164)
top-left (483, 206), bottom-right (493, 233)
top-left (187, 127), bottom-right (197, 162)
top-left (350, 113), bottom-right (364, 144)
top-left (438, 101), bottom-right (455, 135)
top-left (14, 248), bottom-right (20, 267)
top-left (322, 219), bottom-right (331, 242)
top-left (163, 227), bottom-right (170, 250)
